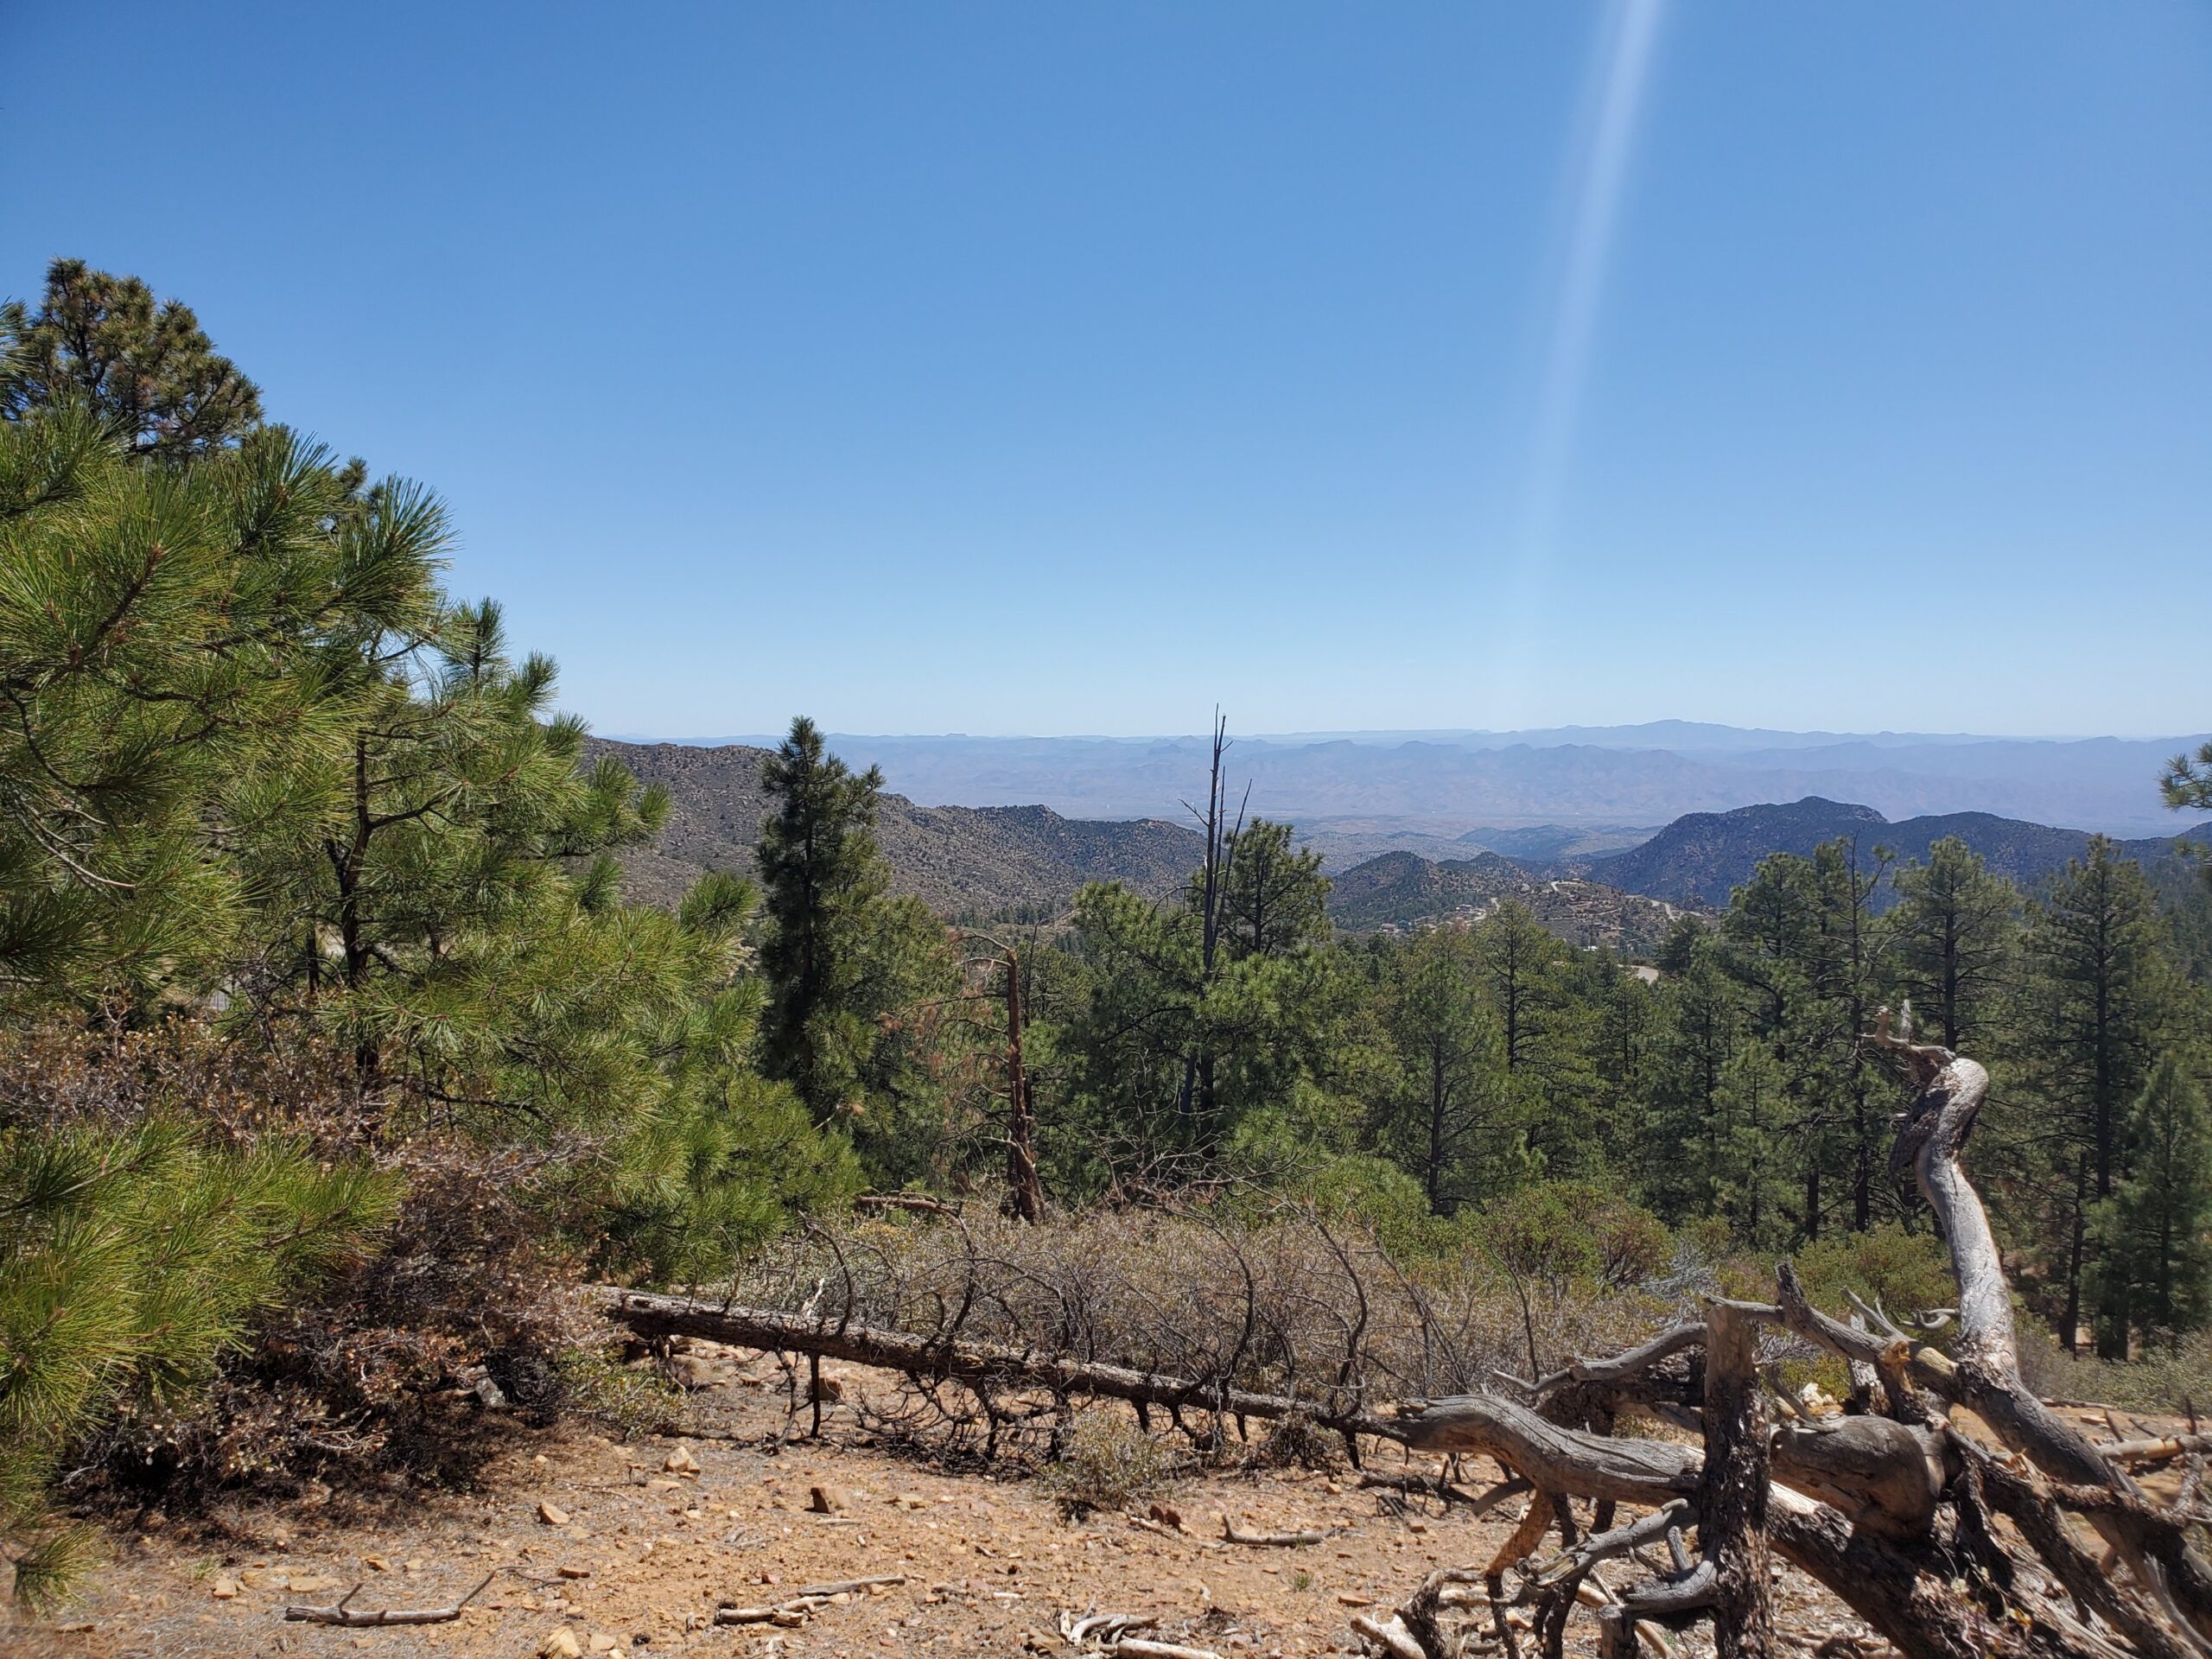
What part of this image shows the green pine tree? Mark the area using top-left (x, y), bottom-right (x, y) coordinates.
top-left (2006, 839), bottom-right (2180, 1353)
top-left (1890, 836), bottom-right (2018, 1050)
top-left (755, 717), bottom-right (892, 1121)
top-left (3, 259), bottom-right (263, 458)
top-left (2088, 1051), bottom-right (2212, 1357)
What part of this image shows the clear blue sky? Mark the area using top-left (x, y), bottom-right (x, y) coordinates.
top-left (7, 3), bottom-right (2207, 738)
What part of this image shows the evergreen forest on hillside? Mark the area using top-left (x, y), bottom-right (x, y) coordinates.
top-left (5, 261), bottom-right (2212, 1612)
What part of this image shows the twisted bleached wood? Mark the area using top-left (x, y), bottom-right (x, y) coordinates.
top-left (1395, 1392), bottom-right (1700, 1505)
top-left (1866, 1014), bottom-right (2212, 1649)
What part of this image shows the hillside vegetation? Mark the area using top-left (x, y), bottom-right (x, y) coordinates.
top-left (1326, 848), bottom-right (1689, 953)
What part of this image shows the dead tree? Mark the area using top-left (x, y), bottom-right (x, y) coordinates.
top-left (1001, 941), bottom-right (1045, 1224)
top-left (1384, 1011), bottom-right (2212, 1659)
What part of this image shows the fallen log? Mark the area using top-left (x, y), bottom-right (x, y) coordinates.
top-left (592, 1287), bottom-right (1399, 1440)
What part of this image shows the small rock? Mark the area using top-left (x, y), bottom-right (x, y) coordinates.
top-left (666, 1355), bottom-right (725, 1389)
top-left (540, 1502), bottom-right (571, 1527)
top-left (589, 1635), bottom-right (620, 1654)
top-left (807, 1484), bottom-right (847, 1514)
top-left (209, 1577), bottom-right (240, 1600)
top-left (541, 1630), bottom-right (583, 1659)
top-left (664, 1446), bottom-right (700, 1474)
top-left (289, 1573), bottom-right (341, 1594)
top-left (363, 1555), bottom-right (391, 1572)
top-left (559, 1564), bottom-right (593, 1580)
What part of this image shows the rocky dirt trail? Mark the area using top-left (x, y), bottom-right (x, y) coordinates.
top-left (13, 1343), bottom-right (2071, 1659)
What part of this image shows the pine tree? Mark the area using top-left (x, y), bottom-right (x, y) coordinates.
top-left (2088, 1052), bottom-right (2212, 1357)
top-left (1216, 819), bottom-right (1329, 960)
top-left (2009, 839), bottom-right (2179, 1353)
top-left (1719, 853), bottom-right (1827, 1236)
top-left (1642, 944), bottom-right (1744, 1224)
top-left (1802, 837), bottom-right (1896, 1233)
top-left (1890, 836), bottom-right (2018, 1049)
top-left (1473, 901), bottom-right (1594, 1173)
top-left (3, 259), bottom-right (262, 457)
top-left (1375, 926), bottom-right (1522, 1212)
top-left (756, 717), bottom-right (892, 1121)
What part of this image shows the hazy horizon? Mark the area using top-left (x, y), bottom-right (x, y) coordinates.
top-left (604, 720), bottom-right (2210, 748)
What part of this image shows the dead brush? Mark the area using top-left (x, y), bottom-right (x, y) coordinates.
top-left (1038, 1408), bottom-right (1187, 1515)
top-left (1248, 1411), bottom-right (1340, 1472)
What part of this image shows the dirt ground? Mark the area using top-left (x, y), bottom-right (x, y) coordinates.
top-left (10, 1344), bottom-right (2064, 1659)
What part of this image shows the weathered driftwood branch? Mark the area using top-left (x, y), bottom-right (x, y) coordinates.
top-left (713, 1573), bottom-right (907, 1627)
top-left (280, 1573), bottom-right (493, 1626)
top-left (1864, 1013), bottom-right (2212, 1649)
top-left (593, 1288), bottom-right (1399, 1440)
top-left (1220, 1517), bottom-right (1326, 1546)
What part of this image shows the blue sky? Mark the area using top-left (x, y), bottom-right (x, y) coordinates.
top-left (6, 3), bottom-right (2207, 738)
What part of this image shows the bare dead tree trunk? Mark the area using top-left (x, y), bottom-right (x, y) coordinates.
top-left (1002, 944), bottom-right (1044, 1224)
top-left (1700, 1300), bottom-right (1773, 1659)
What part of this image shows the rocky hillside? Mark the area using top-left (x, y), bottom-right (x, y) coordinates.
top-left (1576, 796), bottom-right (2212, 907)
top-left (1327, 849), bottom-right (1690, 956)
top-left (588, 737), bottom-right (1202, 918)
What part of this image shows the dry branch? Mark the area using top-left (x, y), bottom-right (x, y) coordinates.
top-left (280, 1573), bottom-right (492, 1625)
top-left (1220, 1517), bottom-right (1326, 1546)
top-left (593, 1287), bottom-right (1398, 1440)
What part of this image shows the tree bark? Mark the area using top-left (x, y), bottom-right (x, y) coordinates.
top-left (1699, 1300), bottom-right (1772, 1659)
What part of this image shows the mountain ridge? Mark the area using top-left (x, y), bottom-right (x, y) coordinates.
top-left (1570, 796), bottom-right (2212, 908)
top-left (585, 737), bottom-right (1202, 918)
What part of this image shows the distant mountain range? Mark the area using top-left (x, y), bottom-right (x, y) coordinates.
top-left (607, 723), bottom-right (2209, 839)
top-left (587, 739), bottom-right (1200, 917)
top-left (1569, 798), bottom-right (2212, 908)
top-left (590, 735), bottom-right (2211, 959)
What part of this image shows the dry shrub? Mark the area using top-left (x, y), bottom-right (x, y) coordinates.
top-left (0, 1018), bottom-right (594, 1510)
top-left (1250, 1412), bottom-right (1342, 1471)
top-left (1039, 1408), bottom-right (1185, 1514)
top-left (718, 1205), bottom-right (1679, 1460)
